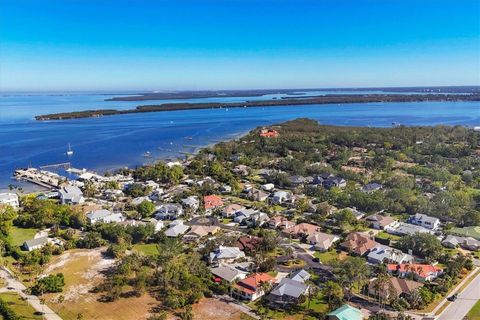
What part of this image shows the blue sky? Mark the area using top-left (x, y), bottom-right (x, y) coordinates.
top-left (1, 0), bottom-right (479, 91)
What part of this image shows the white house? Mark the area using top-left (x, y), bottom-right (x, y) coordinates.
top-left (367, 246), bottom-right (414, 265)
top-left (87, 209), bottom-right (125, 224)
top-left (165, 221), bottom-right (189, 237)
top-left (261, 183), bottom-right (275, 191)
top-left (272, 191), bottom-right (292, 204)
top-left (209, 246), bottom-right (246, 264)
top-left (307, 232), bottom-right (340, 252)
top-left (155, 203), bottom-right (184, 220)
top-left (0, 193), bottom-right (19, 208)
top-left (59, 186), bottom-right (85, 205)
top-left (407, 213), bottom-right (440, 230)
top-left (181, 196), bottom-right (200, 211)
top-left (23, 237), bottom-right (49, 251)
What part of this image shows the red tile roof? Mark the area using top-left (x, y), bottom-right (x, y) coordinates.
top-left (204, 195), bottom-right (223, 210)
top-left (234, 273), bottom-right (276, 294)
top-left (387, 263), bottom-right (442, 279)
top-left (260, 129), bottom-right (279, 138)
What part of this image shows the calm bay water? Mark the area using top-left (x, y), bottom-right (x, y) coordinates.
top-left (0, 92), bottom-right (479, 190)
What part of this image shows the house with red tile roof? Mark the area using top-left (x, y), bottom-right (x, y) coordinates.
top-left (204, 195), bottom-right (224, 213)
top-left (387, 263), bottom-right (443, 282)
top-left (259, 129), bottom-right (279, 138)
top-left (233, 273), bottom-right (276, 301)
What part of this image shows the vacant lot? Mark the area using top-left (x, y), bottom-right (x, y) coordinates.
top-left (41, 248), bottom-right (159, 320)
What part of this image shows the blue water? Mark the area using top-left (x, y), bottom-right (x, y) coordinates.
top-left (0, 92), bottom-right (479, 190)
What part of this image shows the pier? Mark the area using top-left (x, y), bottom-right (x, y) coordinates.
top-left (14, 168), bottom-right (65, 189)
top-left (39, 162), bottom-right (71, 170)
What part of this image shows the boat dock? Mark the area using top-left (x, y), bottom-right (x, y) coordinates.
top-left (14, 168), bottom-right (65, 189)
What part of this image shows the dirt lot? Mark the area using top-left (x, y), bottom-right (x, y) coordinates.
top-left (42, 248), bottom-right (159, 320)
top-left (190, 298), bottom-right (252, 320)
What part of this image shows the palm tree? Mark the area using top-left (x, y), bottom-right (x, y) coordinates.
top-left (322, 280), bottom-right (343, 311)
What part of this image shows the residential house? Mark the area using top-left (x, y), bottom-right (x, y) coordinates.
top-left (326, 304), bottom-right (363, 320)
top-left (323, 176), bottom-right (347, 189)
top-left (165, 220), bottom-right (190, 237)
top-left (209, 246), bottom-right (246, 265)
top-left (442, 235), bottom-right (480, 251)
top-left (272, 191), bottom-right (292, 204)
top-left (267, 278), bottom-right (309, 308)
top-left (261, 183), bottom-right (275, 191)
top-left (236, 236), bottom-right (262, 252)
top-left (210, 264), bottom-right (248, 283)
top-left (23, 237), bottom-right (49, 251)
top-left (282, 223), bottom-right (321, 239)
top-left (246, 212), bottom-right (270, 227)
top-left (362, 183), bottom-right (383, 193)
top-left (87, 209), bottom-right (125, 224)
top-left (385, 222), bottom-right (434, 236)
top-left (0, 193), bottom-right (19, 208)
top-left (448, 226), bottom-right (480, 241)
top-left (131, 196), bottom-right (151, 206)
top-left (144, 218), bottom-right (165, 232)
top-left (155, 203), bottom-right (184, 220)
top-left (59, 186), bottom-right (85, 205)
top-left (307, 232), bottom-right (340, 252)
top-left (183, 225), bottom-right (220, 242)
top-left (259, 129), bottom-right (279, 138)
top-left (249, 188), bottom-right (270, 202)
top-left (387, 263), bottom-right (443, 282)
top-left (288, 175), bottom-right (309, 186)
top-left (232, 273), bottom-right (276, 301)
top-left (181, 196), bottom-right (200, 212)
top-left (288, 269), bottom-right (311, 283)
top-left (268, 216), bottom-right (295, 230)
top-left (222, 204), bottom-right (245, 218)
top-left (345, 207), bottom-right (366, 220)
top-left (340, 232), bottom-right (379, 256)
top-left (367, 246), bottom-right (414, 264)
top-left (220, 185), bottom-right (232, 194)
top-left (407, 213), bottom-right (440, 230)
top-left (368, 277), bottom-right (423, 301)
top-left (204, 195), bottom-right (223, 214)
top-left (234, 208), bottom-right (257, 224)
top-left (365, 214), bottom-right (397, 230)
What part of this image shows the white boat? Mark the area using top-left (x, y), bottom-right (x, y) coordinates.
top-left (143, 151), bottom-right (152, 157)
top-left (66, 144), bottom-right (74, 156)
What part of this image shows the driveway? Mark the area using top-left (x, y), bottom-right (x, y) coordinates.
top-left (0, 267), bottom-right (62, 320)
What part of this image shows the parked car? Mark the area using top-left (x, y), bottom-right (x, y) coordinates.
top-left (447, 293), bottom-right (458, 301)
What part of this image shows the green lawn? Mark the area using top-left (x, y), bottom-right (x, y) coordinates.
top-left (132, 243), bottom-right (159, 256)
top-left (8, 227), bottom-right (38, 247)
top-left (466, 300), bottom-right (480, 320)
top-left (313, 250), bottom-right (339, 264)
top-left (0, 292), bottom-right (42, 319)
top-left (375, 231), bottom-right (400, 242)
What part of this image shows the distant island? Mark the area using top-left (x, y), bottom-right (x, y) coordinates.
top-left (105, 86), bottom-right (480, 101)
top-left (35, 93), bottom-right (480, 121)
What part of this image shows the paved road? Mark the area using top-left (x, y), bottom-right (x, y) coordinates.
top-left (437, 269), bottom-right (480, 320)
top-left (0, 267), bottom-right (62, 320)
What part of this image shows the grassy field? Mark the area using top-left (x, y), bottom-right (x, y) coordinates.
top-left (0, 292), bottom-right (42, 319)
top-left (132, 243), bottom-right (159, 256)
top-left (466, 300), bottom-right (480, 320)
top-left (8, 227), bottom-right (38, 247)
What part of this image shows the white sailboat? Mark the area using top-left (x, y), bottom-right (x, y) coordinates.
top-left (66, 143), bottom-right (74, 156)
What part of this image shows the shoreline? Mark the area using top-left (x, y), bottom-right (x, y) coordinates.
top-left (34, 93), bottom-right (480, 121)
